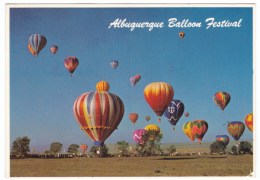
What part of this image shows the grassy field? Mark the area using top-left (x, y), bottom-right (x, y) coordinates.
top-left (10, 154), bottom-right (253, 177)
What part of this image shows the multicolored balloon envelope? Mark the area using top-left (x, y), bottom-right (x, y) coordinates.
top-left (133, 129), bottom-right (147, 144)
top-left (190, 120), bottom-right (208, 144)
top-left (213, 91), bottom-right (231, 110)
top-left (73, 84), bottom-right (124, 147)
top-left (64, 56), bottom-right (79, 76)
top-left (144, 82), bottom-right (174, 122)
top-left (216, 135), bottom-right (230, 146)
top-left (245, 113), bottom-right (253, 132)
top-left (227, 121), bottom-right (245, 141)
top-left (129, 113), bottom-right (139, 125)
top-left (110, 60), bottom-right (119, 69)
top-left (183, 121), bottom-right (196, 142)
top-left (28, 34), bottom-right (47, 56)
top-left (130, 74), bottom-right (141, 86)
top-left (163, 99), bottom-right (184, 126)
top-left (144, 124), bottom-right (160, 140)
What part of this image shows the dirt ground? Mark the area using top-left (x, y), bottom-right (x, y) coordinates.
top-left (10, 154), bottom-right (253, 177)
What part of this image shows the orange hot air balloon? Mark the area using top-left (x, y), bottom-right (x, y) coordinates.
top-left (129, 113), bottom-right (139, 125)
top-left (96, 81), bottom-right (110, 92)
top-left (179, 32), bottom-right (185, 38)
top-left (245, 113), bottom-right (253, 132)
top-left (27, 43), bottom-right (37, 56)
top-left (144, 82), bottom-right (174, 122)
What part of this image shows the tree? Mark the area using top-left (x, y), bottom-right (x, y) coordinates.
top-left (50, 142), bottom-right (63, 155)
top-left (90, 144), bottom-right (109, 157)
top-left (135, 131), bottom-right (163, 156)
top-left (209, 141), bottom-right (227, 154)
top-left (167, 145), bottom-right (176, 154)
top-left (117, 140), bottom-right (129, 156)
top-left (11, 136), bottom-right (30, 158)
top-left (238, 141), bottom-right (252, 154)
top-left (67, 144), bottom-right (79, 154)
top-left (231, 145), bottom-right (239, 155)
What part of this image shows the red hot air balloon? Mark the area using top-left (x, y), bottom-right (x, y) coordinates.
top-left (129, 113), bottom-right (139, 125)
top-left (64, 56), bottom-right (79, 76)
top-left (144, 82), bottom-right (174, 122)
top-left (50, 45), bottom-right (58, 54)
top-left (73, 84), bottom-right (124, 149)
top-left (213, 91), bottom-right (231, 111)
top-left (244, 113), bottom-right (253, 132)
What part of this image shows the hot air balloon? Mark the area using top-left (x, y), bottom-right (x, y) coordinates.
top-left (80, 144), bottom-right (88, 155)
top-left (179, 32), bottom-right (185, 38)
top-left (182, 121), bottom-right (196, 142)
top-left (96, 80), bottom-right (110, 92)
top-left (213, 91), bottom-right (231, 111)
top-left (227, 121), bottom-right (245, 141)
top-left (144, 124), bottom-right (160, 140)
top-left (163, 99), bottom-right (184, 128)
top-left (216, 135), bottom-right (230, 146)
top-left (50, 45), bottom-right (58, 54)
top-left (190, 120), bottom-right (208, 144)
top-left (184, 112), bottom-right (189, 118)
top-left (144, 82), bottom-right (174, 122)
top-left (129, 113), bottom-right (139, 125)
top-left (110, 60), bottom-right (119, 69)
top-left (245, 113), bottom-right (253, 132)
top-left (73, 84), bottom-right (125, 151)
top-left (64, 56), bottom-right (79, 76)
top-left (130, 74), bottom-right (141, 86)
top-left (28, 34), bottom-right (47, 56)
top-left (133, 129), bottom-right (147, 145)
top-left (145, 116), bottom-right (151, 122)
top-left (27, 43), bottom-right (37, 56)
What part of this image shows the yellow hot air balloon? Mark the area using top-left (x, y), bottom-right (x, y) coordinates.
top-left (244, 113), bottom-right (253, 132)
top-left (144, 124), bottom-right (160, 140)
top-left (144, 82), bottom-right (174, 122)
top-left (183, 121), bottom-right (195, 142)
top-left (96, 81), bottom-right (110, 92)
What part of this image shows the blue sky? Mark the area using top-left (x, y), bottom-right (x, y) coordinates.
top-left (10, 7), bottom-right (253, 151)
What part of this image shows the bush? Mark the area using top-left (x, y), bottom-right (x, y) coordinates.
top-left (238, 141), bottom-right (252, 154)
top-left (209, 141), bottom-right (226, 154)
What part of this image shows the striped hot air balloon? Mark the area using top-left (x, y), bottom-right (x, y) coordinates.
top-left (227, 121), bottom-right (245, 141)
top-left (73, 90), bottom-right (124, 147)
top-left (96, 80), bottom-right (110, 92)
top-left (144, 82), bottom-right (174, 122)
top-left (245, 113), bottom-right (253, 132)
top-left (27, 43), bottom-right (37, 56)
top-left (213, 91), bottom-right (231, 111)
top-left (28, 34), bottom-right (47, 56)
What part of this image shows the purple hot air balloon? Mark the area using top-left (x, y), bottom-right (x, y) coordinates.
top-left (133, 129), bottom-right (147, 144)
